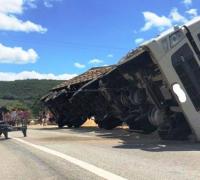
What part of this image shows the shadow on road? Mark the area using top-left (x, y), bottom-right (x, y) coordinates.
top-left (30, 125), bottom-right (200, 152)
top-left (112, 137), bottom-right (200, 152)
top-left (67, 127), bottom-right (200, 152)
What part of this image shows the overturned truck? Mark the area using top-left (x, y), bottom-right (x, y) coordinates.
top-left (41, 66), bottom-right (114, 128)
top-left (43, 18), bottom-right (200, 140)
top-left (70, 18), bottom-right (200, 140)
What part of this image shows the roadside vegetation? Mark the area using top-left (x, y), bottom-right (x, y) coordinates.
top-left (0, 80), bottom-right (63, 118)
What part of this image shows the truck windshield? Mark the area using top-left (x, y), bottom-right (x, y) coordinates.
top-left (172, 43), bottom-right (200, 111)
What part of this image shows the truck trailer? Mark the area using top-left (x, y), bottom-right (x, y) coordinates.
top-left (41, 66), bottom-right (114, 128)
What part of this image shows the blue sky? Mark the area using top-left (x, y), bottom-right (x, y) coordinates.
top-left (0, 0), bottom-right (199, 80)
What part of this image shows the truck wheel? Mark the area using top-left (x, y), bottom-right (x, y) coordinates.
top-left (73, 125), bottom-right (80, 128)
top-left (127, 115), bottom-right (156, 134)
top-left (101, 116), bottom-right (122, 130)
top-left (103, 123), bottom-right (119, 130)
top-left (67, 123), bottom-right (73, 128)
top-left (97, 122), bottom-right (103, 128)
top-left (58, 123), bottom-right (64, 128)
top-left (71, 116), bottom-right (87, 128)
top-left (158, 114), bottom-right (191, 140)
top-left (138, 118), bottom-right (157, 134)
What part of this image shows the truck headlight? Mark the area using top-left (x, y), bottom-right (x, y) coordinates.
top-left (172, 83), bottom-right (187, 103)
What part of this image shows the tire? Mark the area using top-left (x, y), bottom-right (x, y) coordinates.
top-left (58, 123), bottom-right (64, 128)
top-left (158, 114), bottom-right (191, 140)
top-left (67, 124), bottom-right (73, 128)
top-left (97, 122), bottom-right (103, 129)
top-left (73, 125), bottom-right (80, 128)
top-left (127, 115), bottom-right (156, 134)
top-left (71, 116), bottom-right (87, 128)
top-left (100, 115), bottom-right (122, 130)
top-left (57, 117), bottom-right (64, 128)
top-left (103, 123), bottom-right (119, 130)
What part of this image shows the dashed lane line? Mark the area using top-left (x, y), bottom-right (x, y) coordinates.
top-left (13, 137), bottom-right (127, 180)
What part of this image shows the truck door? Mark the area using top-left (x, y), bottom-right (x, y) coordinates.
top-left (172, 43), bottom-right (200, 110)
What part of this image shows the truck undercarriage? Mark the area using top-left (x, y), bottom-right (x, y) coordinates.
top-left (70, 50), bottom-right (192, 140)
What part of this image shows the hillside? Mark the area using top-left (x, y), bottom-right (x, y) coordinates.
top-left (0, 79), bottom-right (64, 117)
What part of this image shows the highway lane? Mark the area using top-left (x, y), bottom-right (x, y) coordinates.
top-left (1, 126), bottom-right (200, 180)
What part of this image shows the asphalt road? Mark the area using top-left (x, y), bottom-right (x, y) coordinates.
top-left (1, 126), bottom-right (200, 180)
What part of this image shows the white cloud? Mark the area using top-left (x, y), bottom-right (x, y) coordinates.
top-left (25, 0), bottom-right (62, 9)
top-left (43, 0), bottom-right (62, 8)
top-left (0, 71), bottom-right (77, 81)
top-left (25, 0), bottom-right (37, 9)
top-left (141, 8), bottom-right (189, 32)
top-left (74, 62), bottom-right (86, 69)
top-left (186, 9), bottom-right (198, 17)
top-left (135, 38), bottom-right (144, 45)
top-left (169, 8), bottom-right (187, 23)
top-left (89, 58), bottom-right (103, 64)
top-left (0, 0), bottom-right (47, 33)
top-left (107, 54), bottom-right (114, 58)
top-left (0, 43), bottom-right (38, 64)
top-left (141, 12), bottom-right (172, 31)
top-left (0, 0), bottom-right (23, 14)
top-left (44, 1), bottom-right (53, 8)
top-left (182, 0), bottom-right (192, 6)
top-left (0, 13), bottom-right (47, 33)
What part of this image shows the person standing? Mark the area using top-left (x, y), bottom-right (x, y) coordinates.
top-left (23, 110), bottom-right (29, 126)
top-left (3, 111), bottom-right (11, 124)
top-left (42, 111), bottom-right (47, 126)
top-left (10, 109), bottom-right (17, 126)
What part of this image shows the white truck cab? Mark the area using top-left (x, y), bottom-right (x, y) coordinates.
top-left (142, 17), bottom-right (200, 140)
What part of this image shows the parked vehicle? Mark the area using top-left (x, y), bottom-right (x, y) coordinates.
top-left (0, 107), bottom-right (27, 139)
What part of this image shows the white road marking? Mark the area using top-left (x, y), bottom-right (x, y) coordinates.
top-left (13, 137), bottom-right (127, 180)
